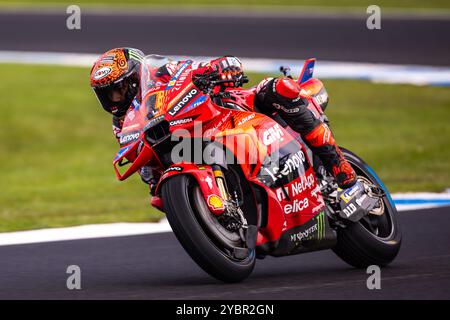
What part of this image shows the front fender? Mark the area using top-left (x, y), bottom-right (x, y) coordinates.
top-left (155, 163), bottom-right (225, 215)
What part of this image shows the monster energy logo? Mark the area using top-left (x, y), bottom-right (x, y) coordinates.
top-left (128, 49), bottom-right (144, 62)
top-left (290, 210), bottom-right (327, 244)
top-left (290, 224), bottom-right (318, 243)
top-left (316, 211), bottom-right (326, 240)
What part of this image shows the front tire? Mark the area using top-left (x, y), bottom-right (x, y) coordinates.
top-left (332, 148), bottom-right (402, 268)
top-left (161, 174), bottom-right (255, 283)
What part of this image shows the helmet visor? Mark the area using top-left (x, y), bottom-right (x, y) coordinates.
top-left (93, 78), bottom-right (131, 117)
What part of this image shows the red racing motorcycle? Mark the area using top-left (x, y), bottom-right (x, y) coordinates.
top-left (113, 55), bottom-right (401, 282)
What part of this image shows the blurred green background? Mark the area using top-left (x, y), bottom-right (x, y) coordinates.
top-left (0, 63), bottom-right (449, 232)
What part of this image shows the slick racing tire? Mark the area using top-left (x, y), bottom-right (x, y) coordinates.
top-left (332, 148), bottom-right (402, 268)
top-left (162, 174), bottom-right (255, 283)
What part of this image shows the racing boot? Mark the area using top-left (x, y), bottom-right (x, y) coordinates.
top-left (303, 122), bottom-right (357, 189)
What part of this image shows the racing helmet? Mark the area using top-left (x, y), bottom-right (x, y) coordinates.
top-left (90, 48), bottom-right (144, 117)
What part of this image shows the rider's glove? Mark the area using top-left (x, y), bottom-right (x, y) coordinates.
top-left (193, 56), bottom-right (244, 90)
top-left (139, 166), bottom-right (160, 196)
top-left (211, 56), bottom-right (244, 87)
top-left (139, 166), bottom-right (153, 184)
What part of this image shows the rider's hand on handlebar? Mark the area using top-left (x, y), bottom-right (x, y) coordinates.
top-left (212, 56), bottom-right (244, 88)
top-left (193, 56), bottom-right (245, 93)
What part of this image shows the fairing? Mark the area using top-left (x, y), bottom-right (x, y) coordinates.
top-left (113, 56), bottom-right (337, 257)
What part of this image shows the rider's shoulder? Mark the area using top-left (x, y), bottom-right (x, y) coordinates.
top-left (256, 77), bottom-right (275, 93)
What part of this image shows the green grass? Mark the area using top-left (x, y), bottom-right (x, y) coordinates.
top-left (0, 64), bottom-right (163, 232)
top-left (0, 64), bottom-right (449, 232)
top-left (323, 80), bottom-right (450, 193)
top-left (0, 0), bottom-right (449, 10)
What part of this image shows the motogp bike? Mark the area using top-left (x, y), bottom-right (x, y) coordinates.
top-left (113, 55), bottom-right (401, 282)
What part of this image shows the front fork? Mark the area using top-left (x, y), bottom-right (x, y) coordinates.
top-left (212, 164), bottom-right (231, 202)
top-left (211, 165), bottom-right (254, 245)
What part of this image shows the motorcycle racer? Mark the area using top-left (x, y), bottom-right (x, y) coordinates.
top-left (90, 48), bottom-right (356, 194)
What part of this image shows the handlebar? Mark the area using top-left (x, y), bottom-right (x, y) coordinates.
top-left (193, 72), bottom-right (249, 94)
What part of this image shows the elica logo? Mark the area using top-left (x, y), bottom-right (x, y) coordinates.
top-left (93, 66), bottom-right (112, 80)
top-left (168, 88), bottom-right (198, 116)
top-left (263, 124), bottom-right (284, 145)
top-left (284, 198), bottom-right (309, 214)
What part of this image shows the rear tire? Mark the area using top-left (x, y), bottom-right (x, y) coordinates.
top-left (332, 148), bottom-right (402, 268)
top-left (161, 174), bottom-right (255, 283)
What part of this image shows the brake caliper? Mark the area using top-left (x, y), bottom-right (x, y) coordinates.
top-left (338, 180), bottom-right (382, 222)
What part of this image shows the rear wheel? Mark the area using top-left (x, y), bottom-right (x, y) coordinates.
top-left (332, 148), bottom-right (402, 268)
top-left (161, 174), bottom-right (255, 283)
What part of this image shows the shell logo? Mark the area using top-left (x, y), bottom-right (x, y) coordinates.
top-left (208, 195), bottom-right (224, 210)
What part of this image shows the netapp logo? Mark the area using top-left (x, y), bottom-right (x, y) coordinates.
top-left (168, 88), bottom-right (198, 116)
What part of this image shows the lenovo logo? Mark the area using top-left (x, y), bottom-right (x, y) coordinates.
top-left (168, 88), bottom-right (199, 116)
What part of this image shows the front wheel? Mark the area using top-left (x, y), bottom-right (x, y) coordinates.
top-left (332, 148), bottom-right (402, 268)
top-left (161, 174), bottom-right (255, 283)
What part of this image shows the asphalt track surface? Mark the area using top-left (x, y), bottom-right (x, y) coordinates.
top-left (0, 206), bottom-right (449, 300)
top-left (0, 10), bottom-right (449, 66)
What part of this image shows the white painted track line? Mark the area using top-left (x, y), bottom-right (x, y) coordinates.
top-left (1, 50), bottom-right (449, 86)
top-left (0, 193), bottom-right (449, 246)
top-left (0, 220), bottom-right (171, 246)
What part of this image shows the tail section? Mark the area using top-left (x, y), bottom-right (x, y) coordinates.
top-left (298, 58), bottom-right (316, 84)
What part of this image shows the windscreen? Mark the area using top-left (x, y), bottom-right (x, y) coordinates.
top-left (140, 54), bottom-right (171, 100)
top-left (139, 54), bottom-right (172, 119)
